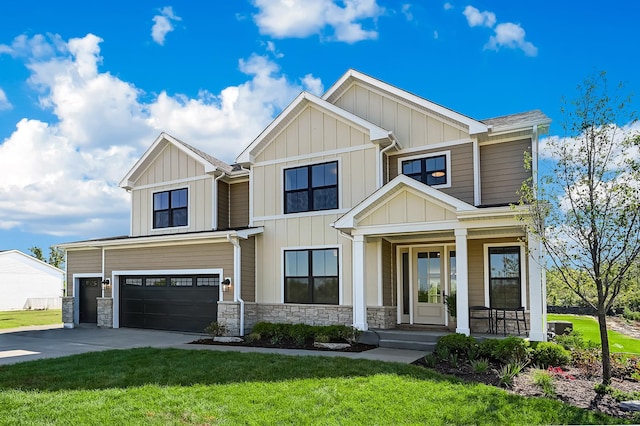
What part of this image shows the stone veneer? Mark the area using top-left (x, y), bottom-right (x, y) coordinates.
top-left (62, 297), bottom-right (74, 328)
top-left (470, 311), bottom-right (531, 336)
top-left (217, 302), bottom-right (398, 336)
top-left (97, 298), bottom-right (113, 328)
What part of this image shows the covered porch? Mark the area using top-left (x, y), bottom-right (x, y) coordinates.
top-left (333, 175), bottom-right (546, 341)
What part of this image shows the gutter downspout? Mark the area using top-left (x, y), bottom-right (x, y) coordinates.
top-left (226, 234), bottom-right (244, 336)
top-left (378, 133), bottom-right (398, 188)
top-left (213, 171), bottom-right (226, 230)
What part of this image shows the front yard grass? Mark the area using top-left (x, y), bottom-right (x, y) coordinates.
top-left (0, 309), bottom-right (61, 329)
top-left (548, 313), bottom-right (640, 354)
top-left (0, 348), bottom-right (624, 425)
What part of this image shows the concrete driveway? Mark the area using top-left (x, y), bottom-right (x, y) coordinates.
top-left (0, 325), bottom-right (203, 365)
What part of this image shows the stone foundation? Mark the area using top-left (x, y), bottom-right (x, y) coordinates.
top-left (97, 298), bottom-right (113, 328)
top-left (367, 306), bottom-right (397, 329)
top-left (62, 297), bottom-right (74, 328)
top-left (217, 302), bottom-right (402, 335)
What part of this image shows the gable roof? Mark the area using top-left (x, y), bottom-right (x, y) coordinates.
top-left (119, 132), bottom-right (234, 189)
top-left (322, 69), bottom-right (489, 135)
top-left (481, 110), bottom-right (551, 134)
top-left (0, 250), bottom-right (64, 275)
top-left (236, 91), bottom-right (394, 165)
top-left (333, 174), bottom-right (476, 229)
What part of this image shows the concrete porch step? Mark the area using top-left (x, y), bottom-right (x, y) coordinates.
top-left (378, 339), bottom-right (436, 352)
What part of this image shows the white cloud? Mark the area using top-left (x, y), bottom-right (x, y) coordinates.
top-left (401, 4), bottom-right (413, 21)
top-left (462, 5), bottom-right (537, 56)
top-left (485, 22), bottom-right (538, 57)
top-left (265, 40), bottom-right (284, 58)
top-left (151, 6), bottom-right (182, 45)
top-left (0, 33), bottom-right (314, 238)
top-left (0, 88), bottom-right (11, 110)
top-left (252, 0), bottom-right (384, 43)
top-left (433, 30), bottom-right (439, 39)
top-left (463, 5), bottom-right (495, 28)
top-left (443, 2), bottom-right (454, 10)
top-left (300, 74), bottom-right (324, 96)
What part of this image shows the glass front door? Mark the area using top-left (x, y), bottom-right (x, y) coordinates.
top-left (413, 249), bottom-right (445, 325)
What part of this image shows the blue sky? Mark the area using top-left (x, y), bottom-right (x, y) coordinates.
top-left (0, 0), bottom-right (638, 256)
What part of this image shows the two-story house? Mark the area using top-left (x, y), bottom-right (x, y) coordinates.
top-left (58, 69), bottom-right (549, 341)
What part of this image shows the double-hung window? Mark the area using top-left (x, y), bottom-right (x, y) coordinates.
top-left (153, 188), bottom-right (188, 228)
top-left (402, 154), bottom-right (448, 186)
top-left (488, 246), bottom-right (522, 309)
top-left (284, 248), bottom-right (339, 304)
top-left (284, 161), bottom-right (338, 214)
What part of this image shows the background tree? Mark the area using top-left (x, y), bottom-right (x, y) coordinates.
top-left (29, 246), bottom-right (65, 269)
top-left (520, 72), bottom-right (640, 385)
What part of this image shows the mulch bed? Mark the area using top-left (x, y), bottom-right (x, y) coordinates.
top-left (189, 338), bottom-right (377, 352)
top-left (411, 357), bottom-right (640, 420)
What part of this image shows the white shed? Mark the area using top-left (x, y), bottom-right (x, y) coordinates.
top-left (0, 250), bottom-right (64, 311)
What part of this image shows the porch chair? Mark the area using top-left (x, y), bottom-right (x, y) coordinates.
top-left (468, 306), bottom-right (493, 334)
top-left (494, 307), bottom-right (528, 336)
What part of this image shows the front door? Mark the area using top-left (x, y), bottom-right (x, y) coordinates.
top-left (413, 249), bottom-right (445, 325)
top-left (79, 277), bottom-right (101, 323)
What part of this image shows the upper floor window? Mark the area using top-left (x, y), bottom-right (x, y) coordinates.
top-left (153, 188), bottom-right (188, 228)
top-left (402, 153), bottom-right (448, 187)
top-left (284, 161), bottom-right (338, 214)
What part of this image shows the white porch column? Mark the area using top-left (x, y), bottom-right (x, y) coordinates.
top-left (352, 235), bottom-right (368, 331)
top-left (528, 232), bottom-right (546, 341)
top-left (455, 229), bottom-right (470, 336)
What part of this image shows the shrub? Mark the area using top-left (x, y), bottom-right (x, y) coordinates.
top-left (493, 336), bottom-right (530, 364)
top-left (448, 353), bottom-right (460, 368)
top-left (532, 369), bottom-right (556, 397)
top-left (424, 353), bottom-right (437, 368)
top-left (496, 360), bottom-right (527, 388)
top-left (531, 342), bottom-right (571, 368)
top-left (471, 358), bottom-right (489, 373)
top-left (315, 333), bottom-right (330, 343)
top-left (250, 322), bottom-right (359, 345)
top-left (245, 332), bottom-right (261, 343)
top-left (611, 353), bottom-right (640, 380)
top-left (572, 348), bottom-right (601, 377)
top-left (205, 321), bottom-right (227, 337)
top-left (553, 330), bottom-right (599, 351)
top-left (622, 307), bottom-right (640, 322)
top-left (478, 338), bottom-right (501, 362)
top-left (435, 333), bottom-right (478, 360)
top-left (435, 345), bottom-right (450, 362)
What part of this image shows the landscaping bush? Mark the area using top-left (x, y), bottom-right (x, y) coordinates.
top-left (532, 369), bottom-right (556, 397)
top-left (435, 333), bottom-right (478, 360)
top-left (531, 342), bottom-right (571, 368)
top-left (622, 307), bottom-right (640, 322)
top-left (249, 322), bottom-right (360, 345)
top-left (553, 330), bottom-right (599, 351)
top-left (610, 353), bottom-right (640, 380)
top-left (571, 348), bottom-right (601, 377)
top-left (478, 338), bottom-right (501, 362)
top-left (205, 321), bottom-right (227, 337)
top-left (493, 336), bottom-right (530, 363)
top-left (497, 359), bottom-right (527, 388)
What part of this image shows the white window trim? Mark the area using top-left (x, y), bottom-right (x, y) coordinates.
top-left (483, 242), bottom-right (527, 310)
top-left (72, 273), bottom-right (103, 325)
top-left (111, 268), bottom-right (224, 328)
top-left (397, 150), bottom-right (452, 189)
top-left (280, 158), bottom-right (342, 215)
top-left (150, 185), bottom-right (190, 231)
top-left (280, 244), bottom-right (343, 305)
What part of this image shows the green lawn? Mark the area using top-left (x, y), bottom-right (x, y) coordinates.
top-left (548, 313), bottom-right (640, 354)
top-left (0, 309), bottom-right (61, 329)
top-left (0, 348), bottom-right (623, 425)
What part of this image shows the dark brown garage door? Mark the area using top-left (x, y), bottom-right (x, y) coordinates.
top-left (119, 275), bottom-right (219, 332)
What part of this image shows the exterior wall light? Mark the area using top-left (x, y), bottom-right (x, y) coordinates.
top-left (222, 277), bottom-right (232, 292)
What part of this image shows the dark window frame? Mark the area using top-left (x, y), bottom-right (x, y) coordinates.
top-left (401, 154), bottom-right (448, 187)
top-left (153, 188), bottom-right (188, 229)
top-left (121, 274), bottom-right (219, 288)
top-left (284, 248), bottom-right (339, 304)
top-left (488, 246), bottom-right (522, 309)
top-left (284, 161), bottom-right (338, 214)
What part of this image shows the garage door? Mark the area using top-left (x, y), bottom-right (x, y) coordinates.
top-left (119, 275), bottom-right (219, 332)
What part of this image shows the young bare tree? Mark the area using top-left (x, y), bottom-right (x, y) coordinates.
top-left (520, 72), bottom-right (640, 385)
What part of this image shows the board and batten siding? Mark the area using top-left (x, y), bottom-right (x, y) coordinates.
top-left (229, 181), bottom-right (249, 228)
top-left (381, 238), bottom-right (393, 306)
top-left (217, 181), bottom-right (229, 230)
top-left (388, 143), bottom-right (474, 205)
top-left (254, 215), bottom-right (353, 305)
top-left (130, 178), bottom-right (212, 236)
top-left (134, 143), bottom-right (205, 186)
top-left (480, 139), bottom-right (531, 206)
top-left (66, 249), bottom-right (102, 294)
top-left (332, 83), bottom-right (469, 149)
top-left (103, 243), bottom-right (233, 299)
top-left (240, 237), bottom-right (256, 302)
